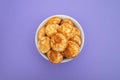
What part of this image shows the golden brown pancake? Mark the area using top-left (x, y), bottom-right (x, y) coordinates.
top-left (38, 36), bottom-right (50, 53)
top-left (62, 41), bottom-right (80, 58)
top-left (47, 50), bottom-right (63, 64)
top-left (70, 35), bottom-right (82, 46)
top-left (46, 17), bottom-right (61, 25)
top-left (74, 27), bottom-right (81, 36)
top-left (45, 24), bottom-right (59, 37)
top-left (61, 18), bottom-right (74, 25)
top-left (37, 26), bottom-right (45, 40)
top-left (58, 23), bottom-right (75, 39)
top-left (51, 33), bottom-right (67, 52)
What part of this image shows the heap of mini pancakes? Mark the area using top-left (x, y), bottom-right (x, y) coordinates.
top-left (37, 17), bottom-right (82, 64)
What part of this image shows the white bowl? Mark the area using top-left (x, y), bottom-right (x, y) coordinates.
top-left (35, 15), bottom-right (85, 63)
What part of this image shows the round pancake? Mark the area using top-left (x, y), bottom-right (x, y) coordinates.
top-left (58, 23), bottom-right (75, 39)
top-left (74, 27), bottom-right (81, 36)
top-left (37, 26), bottom-right (45, 40)
top-left (38, 36), bottom-right (50, 53)
top-left (70, 35), bottom-right (82, 46)
top-left (47, 50), bottom-right (63, 64)
top-left (62, 41), bottom-right (80, 58)
top-left (61, 18), bottom-right (74, 25)
top-left (46, 17), bottom-right (61, 25)
top-left (45, 24), bottom-right (59, 37)
top-left (51, 33), bottom-right (67, 52)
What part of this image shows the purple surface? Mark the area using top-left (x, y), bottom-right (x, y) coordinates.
top-left (0, 0), bottom-right (120, 80)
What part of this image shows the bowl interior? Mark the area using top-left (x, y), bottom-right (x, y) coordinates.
top-left (35, 15), bottom-right (85, 63)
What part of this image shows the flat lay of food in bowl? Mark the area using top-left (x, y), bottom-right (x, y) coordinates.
top-left (35, 15), bottom-right (84, 64)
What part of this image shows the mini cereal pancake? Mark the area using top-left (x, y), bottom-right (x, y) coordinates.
top-left (38, 36), bottom-right (50, 53)
top-left (51, 33), bottom-right (67, 52)
top-left (58, 23), bottom-right (75, 39)
top-left (63, 41), bottom-right (80, 58)
top-left (74, 27), bottom-right (81, 36)
top-left (61, 18), bottom-right (74, 25)
top-left (70, 35), bottom-right (82, 46)
top-left (45, 24), bottom-right (59, 37)
top-left (47, 50), bottom-right (63, 64)
top-left (46, 17), bottom-right (61, 25)
top-left (37, 26), bottom-right (45, 40)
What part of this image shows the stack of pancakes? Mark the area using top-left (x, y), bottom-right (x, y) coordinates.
top-left (37, 17), bottom-right (82, 64)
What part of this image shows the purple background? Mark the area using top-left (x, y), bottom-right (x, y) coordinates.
top-left (0, 0), bottom-right (120, 80)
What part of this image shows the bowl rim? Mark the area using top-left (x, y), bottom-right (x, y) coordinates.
top-left (35, 14), bottom-right (85, 63)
